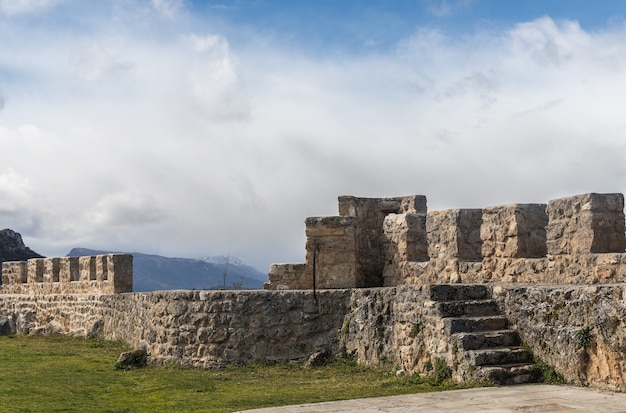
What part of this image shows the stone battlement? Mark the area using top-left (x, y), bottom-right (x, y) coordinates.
top-left (0, 254), bottom-right (133, 295)
top-left (265, 192), bottom-right (626, 289)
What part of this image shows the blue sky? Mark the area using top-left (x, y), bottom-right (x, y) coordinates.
top-left (0, 0), bottom-right (625, 270)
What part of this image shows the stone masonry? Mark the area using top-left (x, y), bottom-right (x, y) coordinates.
top-left (1, 192), bottom-right (626, 392)
top-left (1, 254), bottom-right (132, 294)
top-left (265, 192), bottom-right (626, 289)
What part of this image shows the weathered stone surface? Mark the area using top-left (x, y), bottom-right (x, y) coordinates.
top-left (427, 209), bottom-right (482, 262)
top-left (0, 289), bottom-right (351, 367)
top-left (264, 263), bottom-right (308, 290)
top-left (382, 213), bottom-right (428, 286)
top-left (338, 195), bottom-right (427, 287)
top-left (481, 204), bottom-right (547, 258)
top-left (493, 285), bottom-right (626, 391)
top-left (304, 217), bottom-right (358, 289)
top-left (0, 254), bottom-right (133, 294)
top-left (546, 193), bottom-right (626, 255)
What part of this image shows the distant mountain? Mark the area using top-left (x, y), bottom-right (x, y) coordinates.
top-left (0, 229), bottom-right (44, 265)
top-left (67, 248), bottom-right (267, 292)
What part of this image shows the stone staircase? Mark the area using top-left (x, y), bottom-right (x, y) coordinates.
top-left (429, 284), bottom-right (535, 384)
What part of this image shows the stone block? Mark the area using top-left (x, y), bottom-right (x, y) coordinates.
top-left (108, 254), bottom-right (133, 293)
top-left (265, 263), bottom-right (309, 290)
top-left (382, 213), bottom-right (428, 263)
top-left (1, 261), bottom-right (27, 284)
top-left (27, 258), bottom-right (44, 283)
top-left (59, 257), bottom-right (80, 282)
top-left (79, 256), bottom-right (96, 281)
top-left (427, 209), bottom-right (483, 261)
top-left (546, 193), bottom-right (626, 255)
top-left (481, 204), bottom-right (548, 258)
top-left (43, 258), bottom-right (60, 283)
top-left (304, 216), bottom-right (359, 288)
top-left (95, 255), bottom-right (108, 282)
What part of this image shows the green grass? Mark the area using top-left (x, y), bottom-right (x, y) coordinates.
top-left (0, 335), bottom-right (472, 412)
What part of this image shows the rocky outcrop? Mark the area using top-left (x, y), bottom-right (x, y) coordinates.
top-left (0, 229), bottom-right (43, 265)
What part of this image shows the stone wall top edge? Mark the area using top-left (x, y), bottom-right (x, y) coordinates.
top-left (547, 192), bottom-right (624, 204)
top-left (305, 216), bottom-right (357, 225)
top-left (482, 203), bottom-right (547, 211)
top-left (337, 195), bottom-right (427, 201)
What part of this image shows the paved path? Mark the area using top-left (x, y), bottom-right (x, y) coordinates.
top-left (238, 384), bottom-right (626, 412)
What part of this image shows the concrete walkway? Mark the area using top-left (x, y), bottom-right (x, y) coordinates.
top-left (238, 384), bottom-right (626, 412)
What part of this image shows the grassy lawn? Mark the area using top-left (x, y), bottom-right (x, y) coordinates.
top-left (0, 335), bottom-right (473, 413)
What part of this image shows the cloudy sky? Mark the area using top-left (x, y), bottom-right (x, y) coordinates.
top-left (1, 0), bottom-right (625, 271)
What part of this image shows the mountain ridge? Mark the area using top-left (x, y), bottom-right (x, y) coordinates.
top-left (67, 248), bottom-right (267, 292)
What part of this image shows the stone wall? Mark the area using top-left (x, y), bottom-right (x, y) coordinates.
top-left (267, 192), bottom-right (626, 289)
top-left (0, 289), bottom-right (351, 367)
top-left (3, 284), bottom-right (626, 391)
top-left (0, 254), bottom-right (133, 294)
top-left (337, 195), bottom-right (427, 287)
top-left (381, 213), bottom-right (428, 286)
top-left (481, 204), bottom-right (547, 258)
top-left (494, 285), bottom-right (626, 391)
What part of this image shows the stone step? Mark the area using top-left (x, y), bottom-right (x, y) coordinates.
top-left (436, 300), bottom-right (500, 318)
top-left (476, 363), bottom-right (535, 385)
top-left (444, 316), bottom-right (508, 334)
top-left (429, 284), bottom-right (491, 302)
top-left (454, 330), bottom-right (521, 350)
top-left (469, 347), bottom-right (532, 366)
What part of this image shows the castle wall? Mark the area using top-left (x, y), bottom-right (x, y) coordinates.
top-left (1, 255), bottom-right (133, 295)
top-left (266, 192), bottom-right (626, 290)
top-left (1, 284), bottom-right (626, 391)
top-left (0, 290), bottom-right (351, 367)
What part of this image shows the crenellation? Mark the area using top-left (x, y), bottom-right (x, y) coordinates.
top-left (0, 254), bottom-right (132, 294)
top-left (27, 258), bottom-right (44, 284)
top-left (427, 209), bottom-right (483, 261)
top-left (43, 258), bottom-right (60, 283)
top-left (95, 255), bottom-right (108, 282)
top-left (59, 257), bottom-right (79, 283)
top-left (79, 256), bottom-right (96, 281)
top-left (546, 193), bottom-right (626, 255)
top-left (481, 204), bottom-right (548, 258)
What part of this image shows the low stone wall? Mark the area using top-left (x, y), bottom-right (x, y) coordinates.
top-left (0, 289), bottom-right (351, 367)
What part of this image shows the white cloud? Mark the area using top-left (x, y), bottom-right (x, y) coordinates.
top-left (0, 0), bottom-right (62, 16)
top-left (0, 10), bottom-right (625, 270)
top-left (73, 42), bottom-right (134, 81)
top-left (151, 0), bottom-right (183, 18)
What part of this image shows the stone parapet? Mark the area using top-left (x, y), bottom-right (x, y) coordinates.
top-left (481, 204), bottom-right (548, 258)
top-left (427, 209), bottom-right (483, 261)
top-left (305, 216), bottom-right (358, 288)
top-left (264, 263), bottom-right (308, 290)
top-left (382, 213), bottom-right (428, 286)
top-left (0, 254), bottom-right (133, 295)
top-left (546, 193), bottom-right (626, 255)
top-left (337, 195), bottom-right (428, 287)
